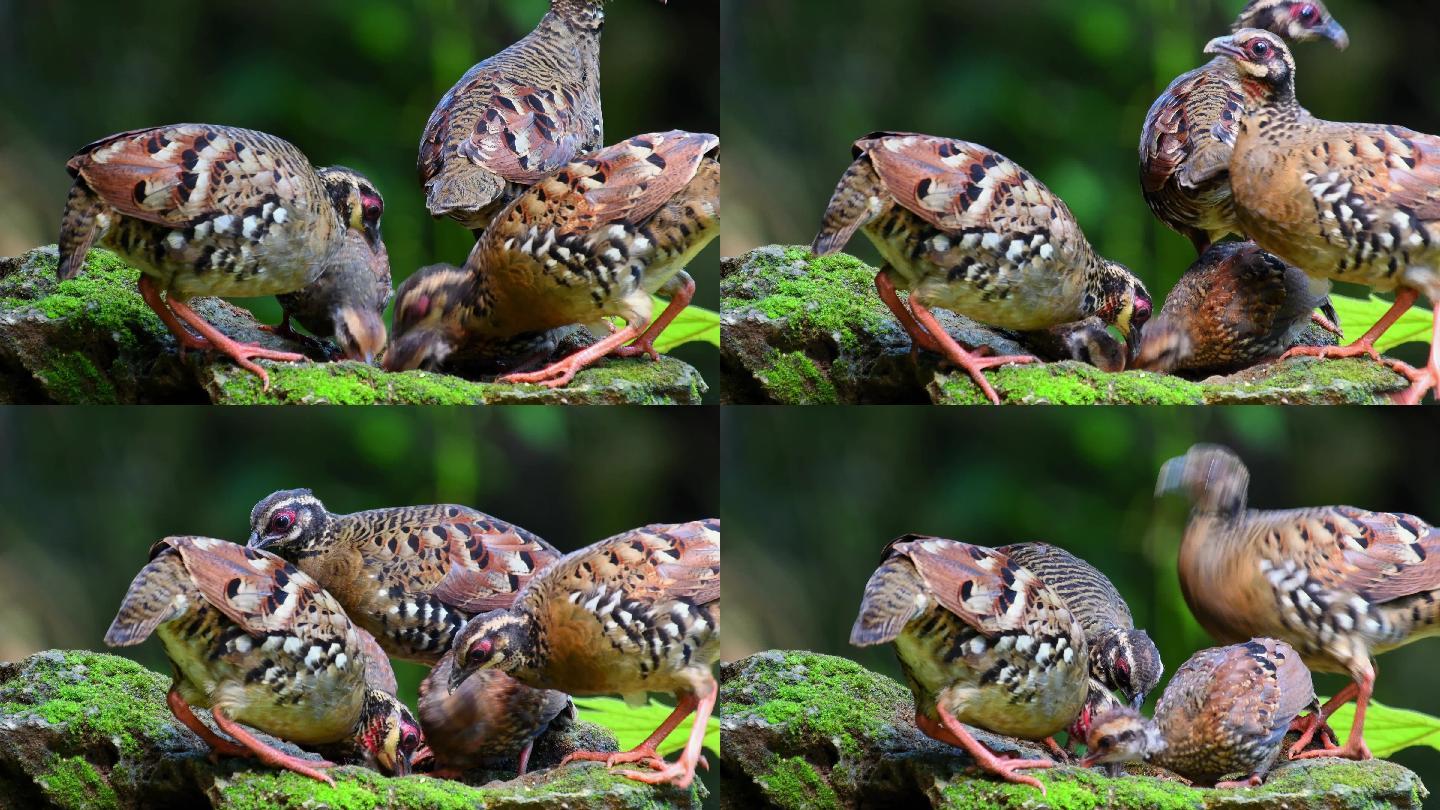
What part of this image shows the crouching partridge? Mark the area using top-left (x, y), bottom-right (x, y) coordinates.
top-left (58, 124), bottom-right (389, 389)
top-left (1082, 639), bottom-right (1316, 788)
top-left (273, 228), bottom-right (392, 364)
top-left (1140, 1), bottom-right (1348, 253)
top-left (1207, 29), bottom-right (1440, 403)
top-left (104, 536), bottom-right (422, 784)
top-left (813, 132), bottom-right (1152, 404)
top-left (1157, 444), bottom-right (1440, 760)
top-left (850, 536), bottom-right (1088, 792)
top-left (388, 131), bottom-right (720, 387)
top-left (449, 520), bottom-right (720, 788)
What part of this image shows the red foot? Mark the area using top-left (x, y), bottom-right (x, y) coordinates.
top-left (561, 747), bottom-right (668, 773)
top-left (613, 275), bottom-right (696, 361)
top-left (875, 269), bottom-right (944, 354)
top-left (166, 689), bottom-right (248, 760)
top-left (906, 298), bottom-right (1034, 404)
top-left (501, 323), bottom-right (646, 388)
top-left (1292, 737), bottom-right (1373, 761)
top-left (1309, 311), bottom-right (1343, 337)
top-left (916, 709), bottom-right (1053, 794)
top-left (211, 705), bottom-right (337, 785)
top-left (1215, 773), bottom-right (1264, 789)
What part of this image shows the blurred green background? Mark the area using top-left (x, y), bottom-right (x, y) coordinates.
top-left (721, 0), bottom-right (1438, 365)
top-left (0, 0), bottom-right (719, 380)
top-left (723, 407), bottom-right (1440, 785)
top-left (0, 407), bottom-right (718, 789)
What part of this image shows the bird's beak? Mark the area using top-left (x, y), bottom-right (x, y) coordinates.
top-left (447, 660), bottom-right (471, 692)
top-left (1203, 35), bottom-right (1245, 60)
top-left (1130, 695), bottom-right (1145, 711)
top-left (1078, 753), bottom-right (1103, 769)
top-left (246, 532), bottom-right (263, 549)
top-left (1155, 457), bottom-right (1184, 497)
top-left (1323, 21), bottom-right (1350, 50)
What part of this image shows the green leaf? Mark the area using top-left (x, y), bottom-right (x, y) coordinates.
top-left (650, 298), bottom-right (720, 353)
top-left (1325, 696), bottom-right (1440, 758)
top-left (1328, 294), bottom-right (1433, 353)
top-left (573, 697), bottom-right (720, 757)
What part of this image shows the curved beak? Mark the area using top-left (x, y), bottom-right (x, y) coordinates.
top-left (1203, 35), bottom-right (1245, 60)
top-left (447, 659), bottom-right (471, 692)
top-left (1130, 694), bottom-right (1146, 711)
top-left (246, 531), bottom-right (263, 549)
top-left (1323, 21), bottom-right (1350, 50)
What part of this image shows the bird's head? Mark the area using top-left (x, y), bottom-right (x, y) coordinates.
top-left (353, 689), bottom-right (423, 777)
top-left (1093, 627), bottom-right (1164, 710)
top-left (1061, 320), bottom-right (1129, 373)
top-left (1091, 261), bottom-right (1152, 360)
top-left (1131, 315), bottom-right (1192, 373)
top-left (247, 489), bottom-right (328, 557)
top-left (1233, 0), bottom-right (1348, 49)
top-left (318, 166), bottom-right (386, 252)
top-left (1155, 444), bottom-right (1251, 517)
top-left (449, 611), bottom-right (531, 690)
top-left (1079, 708), bottom-right (1165, 769)
top-left (385, 264), bottom-right (475, 372)
top-left (1206, 30), bottom-right (1298, 105)
top-left (314, 228), bottom-right (391, 364)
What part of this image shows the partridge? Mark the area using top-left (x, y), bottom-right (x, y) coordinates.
top-left (417, 649), bottom-right (573, 776)
top-left (273, 228), bottom-right (393, 364)
top-left (999, 542), bottom-right (1163, 708)
top-left (449, 519), bottom-right (720, 789)
top-left (388, 131), bottom-right (720, 388)
top-left (246, 488), bottom-right (560, 663)
top-left (417, 0), bottom-right (611, 231)
top-left (1208, 30), bottom-right (1440, 403)
top-left (813, 132), bottom-right (1152, 404)
top-left (103, 536), bottom-right (422, 784)
top-left (58, 124), bottom-right (389, 389)
top-left (1140, 1), bottom-right (1348, 253)
top-left (1157, 444), bottom-right (1440, 761)
top-left (1133, 241), bottom-right (1336, 375)
top-left (1081, 639), bottom-right (1316, 788)
top-left (850, 535), bottom-right (1088, 792)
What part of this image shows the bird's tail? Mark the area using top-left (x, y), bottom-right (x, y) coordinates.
top-left (103, 550), bottom-right (187, 647)
top-left (58, 180), bottom-right (104, 281)
top-left (812, 156), bottom-right (884, 257)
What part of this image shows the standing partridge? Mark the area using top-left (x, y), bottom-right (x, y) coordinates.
top-left (850, 535), bottom-right (1089, 792)
top-left (449, 519), bottom-right (720, 789)
top-left (1133, 241), bottom-right (1337, 375)
top-left (1081, 639), bottom-right (1317, 788)
top-left (1140, 1), bottom-right (1348, 253)
top-left (388, 131), bottom-right (720, 388)
top-left (812, 132), bottom-right (1152, 404)
top-left (1157, 444), bottom-right (1440, 761)
top-left (273, 228), bottom-right (393, 364)
top-left (417, 0), bottom-right (613, 232)
top-left (999, 542), bottom-right (1163, 709)
top-left (58, 124), bottom-right (389, 389)
top-left (103, 536), bottom-right (422, 784)
top-left (1208, 30), bottom-right (1440, 403)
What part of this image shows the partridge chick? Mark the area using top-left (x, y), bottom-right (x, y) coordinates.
top-left (450, 520), bottom-right (720, 788)
top-left (1133, 241), bottom-right (1336, 375)
top-left (999, 543), bottom-right (1163, 709)
top-left (1157, 444), bottom-right (1440, 760)
top-left (850, 536), bottom-right (1088, 792)
top-left (389, 131), bottom-right (719, 387)
top-left (273, 228), bottom-right (392, 363)
top-left (1082, 639), bottom-right (1316, 788)
top-left (58, 124), bottom-right (389, 389)
top-left (813, 132), bottom-right (1152, 404)
top-left (1140, 1), bottom-right (1348, 253)
top-left (1209, 30), bottom-right (1440, 403)
top-left (104, 536), bottom-right (421, 784)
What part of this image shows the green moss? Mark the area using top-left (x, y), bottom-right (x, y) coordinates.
top-left (36, 352), bottom-right (119, 404)
top-left (936, 363), bottom-right (1206, 405)
top-left (0, 249), bottom-right (164, 350)
top-left (0, 651), bottom-right (173, 758)
top-left (1258, 759), bottom-right (1426, 807)
top-left (758, 352), bottom-right (839, 404)
top-left (212, 361), bottom-right (488, 405)
top-left (724, 247), bottom-right (890, 350)
top-left (36, 755), bottom-right (119, 810)
top-left (1207, 358), bottom-right (1406, 404)
top-left (757, 756), bottom-right (840, 809)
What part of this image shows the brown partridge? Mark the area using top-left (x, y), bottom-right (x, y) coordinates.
top-left (58, 124), bottom-right (389, 389)
top-left (813, 132), bottom-right (1152, 404)
top-left (103, 536), bottom-right (422, 784)
top-left (417, 0), bottom-right (611, 231)
top-left (1157, 444), bottom-right (1440, 761)
top-left (1133, 241), bottom-right (1336, 375)
top-left (450, 520), bottom-right (720, 788)
top-left (1140, 1), bottom-right (1348, 253)
top-left (998, 543), bottom-right (1163, 709)
top-left (388, 131), bottom-right (720, 387)
top-left (246, 488), bottom-right (560, 663)
top-left (1209, 30), bottom-right (1440, 403)
top-left (850, 536), bottom-right (1089, 793)
top-left (1082, 639), bottom-right (1316, 788)
top-left (273, 228), bottom-right (393, 364)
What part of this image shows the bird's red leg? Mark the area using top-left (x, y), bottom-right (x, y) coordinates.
top-left (166, 689), bottom-right (249, 759)
top-left (562, 694), bottom-right (695, 772)
top-left (210, 705), bottom-right (338, 784)
top-left (613, 274), bottom-right (695, 360)
top-left (1284, 288), bottom-right (1416, 368)
top-left (516, 740), bottom-right (535, 776)
top-left (908, 297), bottom-right (1035, 405)
top-left (165, 294), bottom-right (307, 391)
top-left (1309, 311), bottom-right (1344, 337)
top-left (1392, 300), bottom-right (1440, 405)
top-left (875, 269), bottom-right (942, 354)
top-left (1215, 772), bottom-right (1265, 789)
top-left (1287, 682), bottom-right (1356, 757)
top-left (1041, 736), bottom-right (1071, 763)
top-left (616, 687), bottom-right (715, 789)
top-left (1294, 670), bottom-right (1375, 761)
top-left (916, 708), bottom-right (1053, 794)
top-left (137, 277), bottom-right (210, 352)
top-left (500, 322), bottom-right (645, 388)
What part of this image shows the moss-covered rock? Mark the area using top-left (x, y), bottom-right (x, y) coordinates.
top-left (719, 649), bottom-right (1427, 810)
top-left (0, 650), bottom-right (703, 809)
top-left (721, 246), bottom-right (1410, 405)
top-left (0, 246), bottom-right (706, 405)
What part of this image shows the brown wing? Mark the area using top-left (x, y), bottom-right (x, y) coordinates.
top-left (354, 626), bottom-right (399, 695)
top-left (528, 518), bottom-right (721, 610)
top-left (1140, 67), bottom-right (1239, 194)
top-left (1369, 126), bottom-right (1440, 224)
top-left (68, 124), bottom-right (316, 228)
top-left (892, 535), bottom-right (1060, 637)
top-left (455, 81), bottom-right (591, 184)
top-left (164, 536), bottom-right (348, 638)
top-left (1261, 506), bottom-right (1440, 605)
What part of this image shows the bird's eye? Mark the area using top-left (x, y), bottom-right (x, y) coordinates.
top-left (1134, 299), bottom-right (1152, 327)
top-left (1298, 4), bottom-right (1318, 22)
top-left (405, 295), bottom-right (431, 321)
top-left (1250, 39), bottom-right (1272, 58)
top-left (402, 731), bottom-right (419, 752)
top-left (268, 510), bottom-right (296, 534)
top-left (361, 195), bottom-right (383, 221)
top-left (471, 637), bottom-right (494, 659)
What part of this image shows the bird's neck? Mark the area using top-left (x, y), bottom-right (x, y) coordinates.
top-left (546, 0), bottom-right (606, 33)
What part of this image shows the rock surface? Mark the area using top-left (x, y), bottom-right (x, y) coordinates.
top-left (0, 246), bottom-right (706, 405)
top-left (0, 650), bottom-right (704, 809)
top-left (719, 649), bottom-right (1427, 810)
top-left (721, 246), bottom-right (1409, 405)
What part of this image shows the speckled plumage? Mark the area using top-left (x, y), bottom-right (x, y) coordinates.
top-left (274, 228), bottom-right (393, 364)
top-left (1139, 1), bottom-right (1348, 252)
top-left (1083, 639), bottom-right (1316, 787)
top-left (103, 536), bottom-right (420, 783)
top-left (450, 520), bottom-right (720, 788)
top-left (813, 132), bottom-right (1151, 403)
top-left (389, 131), bottom-right (720, 387)
top-left (851, 536), bottom-right (1088, 791)
top-left (1158, 444), bottom-right (1440, 760)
